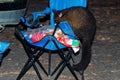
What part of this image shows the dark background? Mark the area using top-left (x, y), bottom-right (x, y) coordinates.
top-left (89, 0), bottom-right (119, 6)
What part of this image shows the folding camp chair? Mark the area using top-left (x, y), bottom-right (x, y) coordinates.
top-left (0, 41), bottom-right (10, 62)
top-left (15, 0), bottom-right (87, 80)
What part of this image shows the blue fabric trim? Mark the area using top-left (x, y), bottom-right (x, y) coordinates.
top-left (0, 41), bottom-right (10, 59)
top-left (50, 0), bottom-right (87, 10)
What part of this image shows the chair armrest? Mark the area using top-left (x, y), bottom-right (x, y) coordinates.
top-left (20, 8), bottom-right (52, 27)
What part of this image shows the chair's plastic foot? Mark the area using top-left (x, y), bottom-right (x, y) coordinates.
top-left (79, 70), bottom-right (85, 80)
top-left (48, 75), bottom-right (51, 78)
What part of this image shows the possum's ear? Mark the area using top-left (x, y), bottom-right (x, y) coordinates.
top-left (58, 12), bottom-right (63, 18)
top-left (53, 10), bottom-right (62, 17)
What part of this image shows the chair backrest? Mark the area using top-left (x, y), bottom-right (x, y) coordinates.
top-left (50, 0), bottom-right (87, 11)
top-left (49, 0), bottom-right (87, 26)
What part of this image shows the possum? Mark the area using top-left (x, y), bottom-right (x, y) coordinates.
top-left (54, 7), bottom-right (97, 71)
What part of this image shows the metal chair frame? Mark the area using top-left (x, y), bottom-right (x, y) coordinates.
top-left (15, 0), bottom-right (87, 79)
top-left (15, 24), bottom-right (81, 80)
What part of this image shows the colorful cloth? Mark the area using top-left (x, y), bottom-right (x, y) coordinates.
top-left (25, 25), bottom-right (80, 53)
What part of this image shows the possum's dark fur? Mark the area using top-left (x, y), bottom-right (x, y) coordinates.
top-left (54, 7), bottom-right (97, 71)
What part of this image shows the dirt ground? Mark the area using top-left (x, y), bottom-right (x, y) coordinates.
top-left (0, 0), bottom-right (120, 80)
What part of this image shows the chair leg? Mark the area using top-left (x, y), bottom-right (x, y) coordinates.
top-left (54, 58), bottom-right (78, 80)
top-left (54, 62), bottom-right (66, 80)
top-left (69, 48), bottom-right (85, 80)
top-left (51, 59), bottom-right (64, 76)
top-left (17, 59), bottom-right (31, 80)
top-left (66, 63), bottom-right (78, 80)
top-left (17, 48), bottom-right (42, 80)
top-left (48, 51), bottom-right (51, 77)
top-left (54, 50), bottom-right (78, 80)
top-left (17, 57), bottom-right (43, 80)
top-left (37, 59), bottom-right (48, 76)
top-left (79, 70), bottom-right (85, 80)
top-left (32, 62), bottom-right (42, 80)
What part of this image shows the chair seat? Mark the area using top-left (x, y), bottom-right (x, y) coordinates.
top-left (21, 21), bottom-right (79, 50)
top-left (23, 33), bottom-right (66, 50)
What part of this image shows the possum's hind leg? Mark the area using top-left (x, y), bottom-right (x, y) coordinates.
top-left (73, 30), bottom-right (95, 72)
top-left (74, 41), bottom-right (92, 70)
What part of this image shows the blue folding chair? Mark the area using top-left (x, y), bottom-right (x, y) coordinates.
top-left (0, 41), bottom-right (10, 62)
top-left (15, 0), bottom-right (87, 80)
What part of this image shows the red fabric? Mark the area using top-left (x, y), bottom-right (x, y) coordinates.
top-left (31, 32), bottom-right (46, 42)
top-left (57, 37), bottom-right (72, 47)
